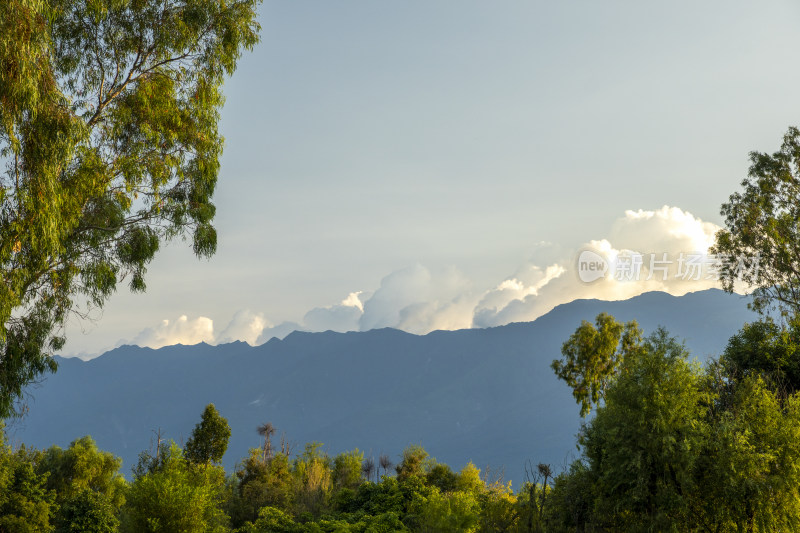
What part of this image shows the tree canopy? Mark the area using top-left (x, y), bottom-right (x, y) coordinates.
top-left (712, 127), bottom-right (800, 316)
top-left (551, 312), bottom-right (643, 416)
top-left (0, 0), bottom-right (261, 417)
top-left (185, 403), bottom-right (231, 465)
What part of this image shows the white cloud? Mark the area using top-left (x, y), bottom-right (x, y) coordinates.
top-left (303, 304), bottom-right (362, 333)
top-left (217, 310), bottom-right (268, 345)
top-left (255, 321), bottom-right (304, 344)
top-left (473, 206), bottom-right (723, 327)
top-left (341, 291), bottom-right (364, 312)
top-left (130, 315), bottom-right (215, 349)
top-left (359, 264), bottom-right (475, 334)
top-left (115, 206), bottom-right (733, 353)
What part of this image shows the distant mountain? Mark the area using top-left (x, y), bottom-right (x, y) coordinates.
top-left (8, 289), bottom-right (756, 485)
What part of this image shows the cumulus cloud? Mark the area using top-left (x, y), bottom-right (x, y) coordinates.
top-left (359, 264), bottom-right (475, 334)
top-left (121, 206), bottom-right (731, 352)
top-left (473, 264), bottom-right (565, 328)
top-left (255, 321), bottom-right (304, 344)
top-left (303, 291), bottom-right (365, 333)
top-left (128, 313), bottom-right (301, 350)
top-left (130, 315), bottom-right (215, 349)
top-left (473, 206), bottom-right (723, 327)
top-left (217, 310), bottom-right (268, 345)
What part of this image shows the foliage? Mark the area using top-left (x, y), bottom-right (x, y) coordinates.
top-left (579, 328), bottom-right (705, 530)
top-left (0, 425), bottom-right (57, 532)
top-left (551, 312), bottom-right (643, 416)
top-left (56, 489), bottom-right (119, 533)
top-left (121, 442), bottom-right (228, 533)
top-left (719, 316), bottom-right (800, 395)
top-left (227, 448), bottom-right (294, 528)
top-left (185, 403), bottom-right (231, 465)
top-left (545, 313), bottom-right (800, 531)
top-left (0, 0), bottom-right (261, 418)
top-left (332, 449), bottom-right (364, 491)
top-left (395, 445), bottom-right (433, 483)
top-left (38, 436), bottom-right (126, 532)
top-left (412, 488), bottom-right (480, 533)
top-left (711, 127), bottom-right (800, 315)
top-left (425, 463), bottom-right (457, 493)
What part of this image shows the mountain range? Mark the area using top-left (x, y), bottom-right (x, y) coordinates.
top-left (8, 289), bottom-right (756, 485)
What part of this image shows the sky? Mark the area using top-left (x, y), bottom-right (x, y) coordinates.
top-left (62, 0), bottom-right (800, 356)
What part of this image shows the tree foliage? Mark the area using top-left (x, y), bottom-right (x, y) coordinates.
top-left (551, 312), bottom-right (643, 416)
top-left (185, 403), bottom-right (231, 466)
top-left (547, 314), bottom-right (800, 531)
top-left (0, 424), bottom-right (57, 532)
top-left (712, 127), bottom-right (800, 316)
top-left (0, 0), bottom-right (261, 418)
top-left (122, 442), bottom-right (228, 533)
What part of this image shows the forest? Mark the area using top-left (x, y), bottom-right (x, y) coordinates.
top-left (3, 306), bottom-right (800, 532)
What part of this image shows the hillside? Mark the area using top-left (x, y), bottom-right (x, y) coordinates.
top-left (9, 289), bottom-right (755, 483)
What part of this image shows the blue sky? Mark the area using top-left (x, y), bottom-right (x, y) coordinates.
top-left (64, 0), bottom-right (800, 355)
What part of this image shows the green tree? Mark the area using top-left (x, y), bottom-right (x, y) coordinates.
top-left (551, 312), bottom-right (643, 416)
top-left (579, 329), bottom-right (705, 531)
top-left (719, 316), bottom-right (800, 395)
top-left (711, 127), bottom-right (800, 315)
top-left (292, 442), bottom-right (331, 518)
top-left (56, 489), bottom-right (119, 533)
top-left (542, 461), bottom-right (596, 533)
top-left (454, 462), bottom-right (484, 495)
top-left (395, 445), bottom-right (432, 483)
top-left (236, 506), bottom-right (304, 533)
top-left (121, 441), bottom-right (228, 533)
top-left (0, 0), bottom-right (261, 418)
top-left (332, 449), bottom-right (364, 491)
top-left (0, 425), bottom-right (57, 532)
top-left (228, 448), bottom-right (293, 527)
top-left (413, 488), bottom-right (480, 533)
top-left (694, 376), bottom-right (800, 532)
top-left (426, 463), bottom-right (457, 493)
top-left (38, 436), bottom-right (126, 532)
top-left (185, 403), bottom-right (231, 465)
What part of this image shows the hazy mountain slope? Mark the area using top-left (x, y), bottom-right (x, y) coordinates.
top-left (8, 289), bottom-right (755, 484)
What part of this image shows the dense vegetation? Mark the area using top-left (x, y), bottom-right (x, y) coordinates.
top-left (0, 403), bottom-right (541, 532)
top-left (3, 312), bottom-right (800, 532)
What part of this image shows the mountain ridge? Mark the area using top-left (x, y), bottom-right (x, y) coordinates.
top-left (9, 288), bottom-right (756, 484)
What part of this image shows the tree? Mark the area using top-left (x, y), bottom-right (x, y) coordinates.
top-left (454, 462), bottom-right (484, 495)
top-left (379, 453), bottom-right (393, 479)
top-left (711, 127), bottom-right (800, 316)
top-left (551, 312), bottom-right (643, 416)
top-left (292, 442), bottom-right (331, 518)
top-left (39, 436), bottom-right (125, 504)
top-left (56, 489), bottom-right (119, 533)
top-left (0, 0), bottom-right (261, 418)
top-left (579, 329), bottom-right (705, 530)
top-left (332, 449), bottom-right (364, 491)
top-left (396, 445), bottom-right (431, 483)
top-left (719, 316), bottom-right (800, 395)
top-left (413, 488), bottom-right (480, 533)
top-left (38, 436), bottom-right (126, 532)
top-left (122, 441), bottom-right (228, 533)
top-left (362, 456), bottom-right (376, 483)
top-left (694, 375), bottom-right (800, 531)
top-left (257, 422), bottom-right (275, 462)
top-left (426, 463), bottom-right (457, 493)
top-left (543, 461), bottom-right (596, 532)
top-left (228, 448), bottom-right (293, 528)
top-left (0, 424), bottom-right (57, 532)
top-left (184, 403), bottom-right (231, 465)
